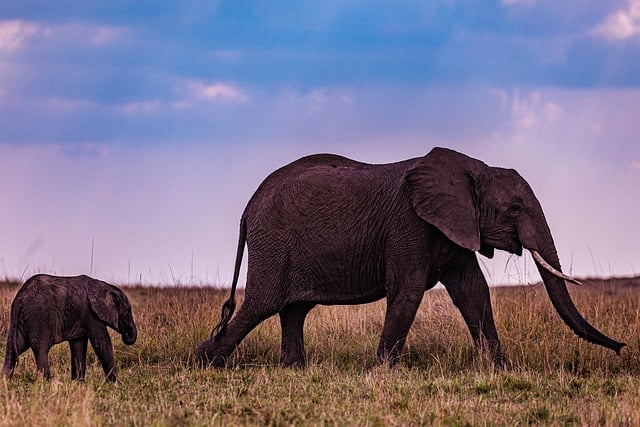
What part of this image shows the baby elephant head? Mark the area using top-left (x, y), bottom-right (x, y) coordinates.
top-left (88, 282), bottom-right (138, 345)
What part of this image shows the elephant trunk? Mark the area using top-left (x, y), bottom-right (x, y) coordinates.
top-left (121, 324), bottom-right (137, 346)
top-left (525, 223), bottom-right (625, 354)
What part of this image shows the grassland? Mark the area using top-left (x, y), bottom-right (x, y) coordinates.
top-left (0, 277), bottom-right (639, 426)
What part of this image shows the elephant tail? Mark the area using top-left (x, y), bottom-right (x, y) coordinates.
top-left (210, 217), bottom-right (246, 338)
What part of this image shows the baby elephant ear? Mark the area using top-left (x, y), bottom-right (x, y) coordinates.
top-left (88, 284), bottom-right (119, 330)
top-left (405, 147), bottom-right (486, 252)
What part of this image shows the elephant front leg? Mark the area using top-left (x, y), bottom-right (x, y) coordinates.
top-left (441, 252), bottom-right (504, 367)
top-left (377, 286), bottom-right (424, 367)
top-left (69, 338), bottom-right (88, 380)
top-left (279, 302), bottom-right (315, 368)
top-left (89, 328), bottom-right (117, 382)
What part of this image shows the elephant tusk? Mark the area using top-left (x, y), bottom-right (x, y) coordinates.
top-left (531, 250), bottom-right (582, 286)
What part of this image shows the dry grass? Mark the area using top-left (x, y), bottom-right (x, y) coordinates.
top-left (0, 277), bottom-right (639, 425)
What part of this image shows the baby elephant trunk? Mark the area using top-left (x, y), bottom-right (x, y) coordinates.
top-left (121, 324), bottom-right (137, 346)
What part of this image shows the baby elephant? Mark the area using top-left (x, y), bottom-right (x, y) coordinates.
top-left (2, 274), bottom-right (137, 382)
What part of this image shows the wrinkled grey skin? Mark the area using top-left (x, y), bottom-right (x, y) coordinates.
top-left (2, 274), bottom-right (137, 381)
top-left (198, 147), bottom-right (625, 369)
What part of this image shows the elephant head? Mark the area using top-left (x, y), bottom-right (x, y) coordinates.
top-left (88, 282), bottom-right (138, 346)
top-left (406, 147), bottom-right (625, 354)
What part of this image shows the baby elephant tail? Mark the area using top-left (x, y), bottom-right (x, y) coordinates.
top-left (210, 217), bottom-right (246, 339)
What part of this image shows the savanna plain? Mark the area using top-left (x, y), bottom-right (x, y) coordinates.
top-left (1, 277), bottom-right (640, 426)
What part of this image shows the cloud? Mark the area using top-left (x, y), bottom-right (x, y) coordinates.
top-left (1, 20), bottom-right (128, 54)
top-left (198, 83), bottom-right (248, 103)
top-left (52, 22), bottom-right (129, 47)
top-left (89, 26), bottom-right (127, 46)
top-left (501, 0), bottom-right (537, 6)
top-left (591, 0), bottom-right (640, 40)
top-left (173, 81), bottom-right (249, 109)
top-left (307, 88), bottom-right (354, 115)
top-left (0, 20), bottom-right (47, 51)
top-left (493, 89), bottom-right (563, 130)
top-left (43, 97), bottom-right (99, 112)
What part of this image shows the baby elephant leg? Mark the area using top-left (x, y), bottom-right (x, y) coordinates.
top-left (69, 338), bottom-right (89, 380)
top-left (89, 328), bottom-right (117, 382)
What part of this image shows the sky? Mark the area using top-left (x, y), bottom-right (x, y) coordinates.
top-left (1, 0), bottom-right (639, 286)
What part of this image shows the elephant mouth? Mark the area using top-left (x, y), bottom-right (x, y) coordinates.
top-left (479, 242), bottom-right (495, 258)
top-left (480, 226), bottom-right (522, 256)
top-left (480, 234), bottom-right (522, 257)
top-left (504, 232), bottom-right (523, 256)
top-left (491, 241), bottom-right (522, 256)
top-left (512, 241), bottom-right (523, 256)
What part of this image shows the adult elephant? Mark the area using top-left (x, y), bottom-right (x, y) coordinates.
top-left (198, 147), bottom-right (625, 368)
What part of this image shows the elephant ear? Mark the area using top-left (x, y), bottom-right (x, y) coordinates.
top-left (88, 283), bottom-right (120, 330)
top-left (405, 147), bottom-right (486, 251)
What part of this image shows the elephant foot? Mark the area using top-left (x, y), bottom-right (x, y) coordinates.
top-left (280, 355), bottom-right (306, 369)
top-left (493, 357), bottom-right (508, 371)
top-left (376, 350), bottom-right (401, 368)
top-left (279, 344), bottom-right (307, 369)
top-left (483, 339), bottom-right (506, 369)
top-left (2, 360), bottom-right (16, 379)
top-left (105, 372), bottom-right (118, 383)
top-left (1, 368), bottom-right (14, 379)
top-left (492, 354), bottom-right (507, 370)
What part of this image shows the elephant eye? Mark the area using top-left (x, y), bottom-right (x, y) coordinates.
top-left (508, 203), bottom-right (523, 216)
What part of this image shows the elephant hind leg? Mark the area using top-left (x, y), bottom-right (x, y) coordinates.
top-left (1, 357), bottom-right (16, 379)
top-left (198, 302), bottom-right (279, 367)
top-left (279, 302), bottom-right (315, 368)
top-left (2, 330), bottom-right (28, 379)
top-left (31, 341), bottom-right (52, 380)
